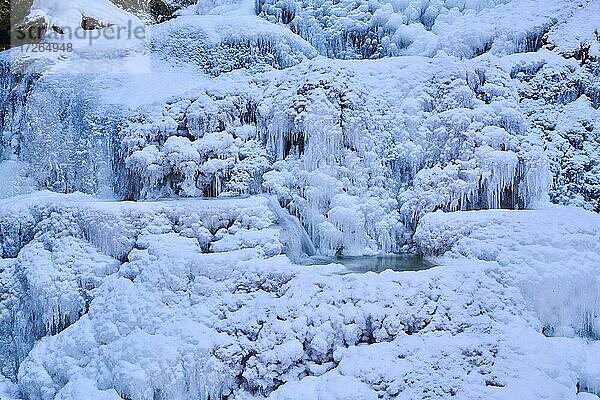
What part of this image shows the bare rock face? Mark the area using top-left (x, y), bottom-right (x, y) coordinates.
top-left (1, 0), bottom-right (32, 27)
top-left (0, 1), bottom-right (9, 50)
top-left (112, 0), bottom-right (196, 23)
top-left (0, 1), bottom-right (9, 31)
top-left (1, 0), bottom-right (34, 49)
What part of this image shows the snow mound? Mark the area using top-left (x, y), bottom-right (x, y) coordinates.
top-left (150, 15), bottom-right (318, 76)
top-left (415, 205), bottom-right (600, 340)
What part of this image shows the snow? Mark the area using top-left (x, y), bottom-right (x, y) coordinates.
top-left (507, 54), bottom-right (600, 212)
top-left (0, 375), bottom-right (20, 400)
top-left (255, 0), bottom-right (578, 59)
top-left (0, 190), bottom-right (597, 399)
top-left (9, 0), bottom-right (147, 74)
top-left (0, 0), bottom-right (590, 256)
top-left (0, 161), bottom-right (35, 199)
top-left (107, 53), bottom-right (550, 254)
top-left (415, 205), bottom-right (600, 341)
top-left (546, 1), bottom-right (600, 61)
top-left (267, 373), bottom-right (377, 400)
top-left (150, 15), bottom-right (318, 76)
top-left (25, 0), bottom-right (140, 30)
top-left (0, 0), bottom-right (600, 398)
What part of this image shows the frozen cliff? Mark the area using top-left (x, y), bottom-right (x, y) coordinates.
top-left (0, 0), bottom-right (599, 399)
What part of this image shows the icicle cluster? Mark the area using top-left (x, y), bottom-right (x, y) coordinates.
top-left (0, 58), bottom-right (121, 195)
top-left (112, 54), bottom-right (553, 255)
top-left (255, 0), bottom-right (552, 59)
top-left (120, 91), bottom-right (269, 200)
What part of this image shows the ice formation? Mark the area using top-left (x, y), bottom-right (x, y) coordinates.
top-left (0, 0), bottom-right (599, 399)
top-left (0, 193), bottom-right (597, 400)
top-left (255, 0), bottom-right (580, 59)
top-left (267, 195), bottom-right (316, 257)
top-left (150, 15), bottom-right (318, 76)
top-left (0, 0), bottom-right (581, 255)
top-left (111, 54), bottom-right (553, 254)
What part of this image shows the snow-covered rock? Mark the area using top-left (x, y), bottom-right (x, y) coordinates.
top-left (5, 196), bottom-right (600, 400)
top-left (0, 0), bottom-right (600, 398)
top-left (415, 205), bottom-right (600, 340)
top-left (150, 15), bottom-right (318, 75)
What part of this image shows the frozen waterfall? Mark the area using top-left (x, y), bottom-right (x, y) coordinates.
top-left (267, 195), bottom-right (317, 257)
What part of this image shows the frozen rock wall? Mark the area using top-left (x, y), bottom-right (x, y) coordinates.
top-left (0, 0), bottom-right (598, 252)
